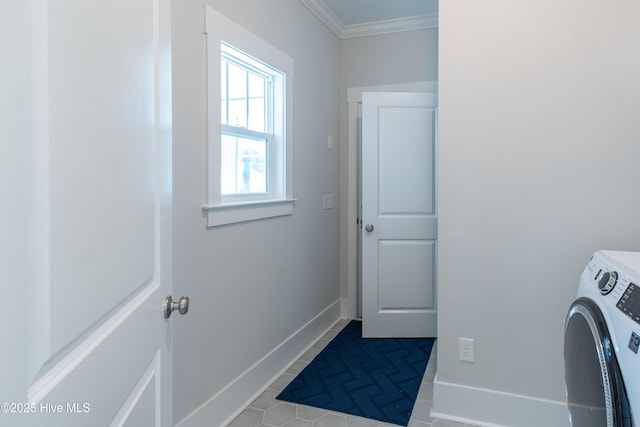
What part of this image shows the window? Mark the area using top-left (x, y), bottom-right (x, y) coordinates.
top-left (220, 43), bottom-right (276, 198)
top-left (204, 8), bottom-right (294, 227)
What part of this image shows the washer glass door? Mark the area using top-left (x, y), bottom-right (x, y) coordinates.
top-left (564, 298), bottom-right (631, 427)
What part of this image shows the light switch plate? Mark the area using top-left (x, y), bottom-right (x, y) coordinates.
top-left (323, 194), bottom-right (334, 209)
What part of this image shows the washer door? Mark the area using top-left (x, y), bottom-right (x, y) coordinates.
top-left (564, 297), bottom-right (632, 427)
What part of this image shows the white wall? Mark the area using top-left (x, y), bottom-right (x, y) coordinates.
top-left (171, 1), bottom-right (341, 425)
top-left (436, 1), bottom-right (640, 425)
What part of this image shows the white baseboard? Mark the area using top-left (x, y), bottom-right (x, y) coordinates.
top-left (432, 375), bottom-right (570, 427)
top-left (340, 296), bottom-right (357, 320)
top-left (175, 299), bottom-right (342, 427)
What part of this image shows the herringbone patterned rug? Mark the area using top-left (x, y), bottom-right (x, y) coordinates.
top-left (276, 320), bottom-right (434, 426)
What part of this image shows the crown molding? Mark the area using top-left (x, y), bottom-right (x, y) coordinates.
top-left (341, 13), bottom-right (438, 39)
top-left (299, 0), bottom-right (438, 39)
top-left (299, 0), bottom-right (344, 38)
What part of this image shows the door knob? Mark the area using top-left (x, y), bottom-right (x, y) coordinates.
top-left (163, 295), bottom-right (189, 319)
top-left (365, 224), bottom-right (374, 232)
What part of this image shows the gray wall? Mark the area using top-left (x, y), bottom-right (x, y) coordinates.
top-left (437, 0), bottom-right (640, 424)
top-left (171, 1), bottom-right (340, 424)
top-left (340, 28), bottom-right (438, 89)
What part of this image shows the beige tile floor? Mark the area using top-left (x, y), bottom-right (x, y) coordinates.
top-left (228, 319), bottom-right (479, 427)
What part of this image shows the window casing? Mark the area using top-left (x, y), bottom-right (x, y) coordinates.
top-left (204, 7), bottom-right (294, 227)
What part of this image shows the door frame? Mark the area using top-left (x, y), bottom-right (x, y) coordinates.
top-left (341, 81), bottom-right (438, 320)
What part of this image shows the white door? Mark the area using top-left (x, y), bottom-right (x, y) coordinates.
top-left (361, 92), bottom-right (438, 338)
top-left (0, 1), bottom-right (175, 426)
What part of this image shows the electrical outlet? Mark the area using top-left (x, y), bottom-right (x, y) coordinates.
top-left (459, 338), bottom-right (474, 363)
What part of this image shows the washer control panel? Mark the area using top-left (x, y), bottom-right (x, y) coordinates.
top-left (586, 251), bottom-right (640, 326)
top-left (617, 283), bottom-right (640, 325)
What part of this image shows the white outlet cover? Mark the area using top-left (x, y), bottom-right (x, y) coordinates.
top-left (458, 337), bottom-right (474, 363)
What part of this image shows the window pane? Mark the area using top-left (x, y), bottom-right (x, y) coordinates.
top-left (248, 98), bottom-right (265, 132)
top-left (248, 72), bottom-right (264, 98)
top-left (221, 134), bottom-right (267, 195)
top-left (248, 72), bottom-right (266, 132)
top-left (228, 99), bottom-right (246, 129)
top-left (226, 62), bottom-right (247, 127)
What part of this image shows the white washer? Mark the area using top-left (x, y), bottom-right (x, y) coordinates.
top-left (565, 250), bottom-right (640, 426)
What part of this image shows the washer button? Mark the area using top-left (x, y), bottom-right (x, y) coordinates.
top-left (598, 271), bottom-right (618, 294)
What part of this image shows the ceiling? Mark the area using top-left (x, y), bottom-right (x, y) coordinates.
top-left (300, 0), bottom-right (439, 39)
top-left (321, 0), bottom-right (438, 26)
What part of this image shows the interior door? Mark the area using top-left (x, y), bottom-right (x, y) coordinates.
top-left (361, 92), bottom-right (438, 338)
top-left (0, 0), bottom-right (174, 425)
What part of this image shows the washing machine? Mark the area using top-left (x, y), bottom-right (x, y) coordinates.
top-left (565, 250), bottom-right (640, 426)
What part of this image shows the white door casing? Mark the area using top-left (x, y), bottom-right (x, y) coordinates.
top-left (1, 0), bottom-right (173, 425)
top-left (361, 92), bottom-right (438, 338)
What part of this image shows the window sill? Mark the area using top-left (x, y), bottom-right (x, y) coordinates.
top-left (202, 199), bottom-right (296, 227)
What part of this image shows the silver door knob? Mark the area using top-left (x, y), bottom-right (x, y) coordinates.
top-left (365, 224), bottom-right (374, 232)
top-left (163, 295), bottom-right (189, 319)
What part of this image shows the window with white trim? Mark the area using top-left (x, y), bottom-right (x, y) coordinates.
top-left (204, 7), bottom-right (294, 227)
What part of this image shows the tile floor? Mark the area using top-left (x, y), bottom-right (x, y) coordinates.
top-left (228, 319), bottom-right (478, 427)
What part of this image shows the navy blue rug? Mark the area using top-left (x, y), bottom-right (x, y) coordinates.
top-left (276, 321), bottom-right (434, 426)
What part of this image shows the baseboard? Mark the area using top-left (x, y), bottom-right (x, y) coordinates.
top-left (432, 375), bottom-right (570, 427)
top-left (175, 299), bottom-right (342, 427)
top-left (340, 296), bottom-right (357, 320)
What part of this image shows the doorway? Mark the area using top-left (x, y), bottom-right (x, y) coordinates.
top-left (343, 81), bottom-right (438, 335)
